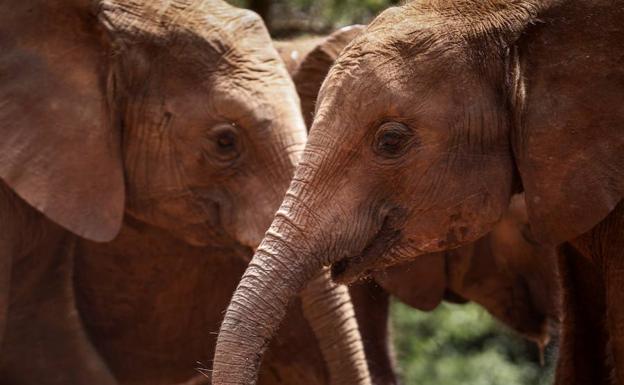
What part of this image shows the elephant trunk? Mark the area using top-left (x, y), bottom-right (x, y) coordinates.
top-left (302, 268), bottom-right (371, 385)
top-left (212, 192), bottom-right (372, 385)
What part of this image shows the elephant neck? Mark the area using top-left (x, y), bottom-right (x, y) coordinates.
top-left (73, 215), bottom-right (252, 383)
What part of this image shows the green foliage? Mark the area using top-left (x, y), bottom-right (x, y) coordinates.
top-left (391, 301), bottom-right (556, 385)
top-left (227, 0), bottom-right (399, 35)
top-left (278, 0), bottom-right (393, 26)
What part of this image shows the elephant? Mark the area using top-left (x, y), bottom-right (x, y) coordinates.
top-left (0, 1), bottom-right (371, 384)
top-left (212, 1), bottom-right (624, 385)
top-left (281, 28), bottom-right (559, 385)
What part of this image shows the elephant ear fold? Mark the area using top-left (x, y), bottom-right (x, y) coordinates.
top-left (293, 25), bottom-right (365, 128)
top-left (511, 4), bottom-right (624, 245)
top-left (0, 5), bottom-right (124, 242)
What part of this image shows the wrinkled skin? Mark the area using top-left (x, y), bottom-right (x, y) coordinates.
top-left (281, 26), bottom-right (560, 385)
top-left (284, 30), bottom-right (559, 384)
top-left (0, 1), bottom-right (370, 384)
top-left (75, 220), bottom-right (331, 385)
top-left (213, 1), bottom-right (624, 385)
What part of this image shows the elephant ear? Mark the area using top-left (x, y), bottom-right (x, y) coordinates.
top-left (273, 37), bottom-right (326, 76)
top-left (0, 4), bottom-right (124, 242)
top-left (373, 252), bottom-right (446, 311)
top-left (445, 236), bottom-right (550, 343)
top-left (512, 3), bottom-right (624, 244)
top-left (293, 25), bottom-right (365, 128)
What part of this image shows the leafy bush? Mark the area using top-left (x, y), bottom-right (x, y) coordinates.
top-left (391, 301), bottom-right (556, 385)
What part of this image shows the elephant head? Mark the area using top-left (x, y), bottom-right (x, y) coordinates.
top-left (1, 2), bottom-right (373, 384)
top-left (0, 0), bottom-right (306, 251)
top-left (282, 29), bottom-right (559, 379)
top-left (211, 1), bottom-right (623, 384)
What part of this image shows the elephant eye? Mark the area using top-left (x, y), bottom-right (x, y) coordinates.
top-left (216, 130), bottom-right (236, 150)
top-left (208, 123), bottom-right (241, 162)
top-left (373, 121), bottom-right (412, 158)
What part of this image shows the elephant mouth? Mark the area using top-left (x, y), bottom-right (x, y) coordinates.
top-left (331, 215), bottom-right (402, 285)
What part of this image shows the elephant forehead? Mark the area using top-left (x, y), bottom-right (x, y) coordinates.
top-left (318, 35), bottom-right (462, 114)
top-left (98, 0), bottom-right (271, 57)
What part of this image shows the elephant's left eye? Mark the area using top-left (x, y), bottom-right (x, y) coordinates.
top-left (373, 121), bottom-right (412, 158)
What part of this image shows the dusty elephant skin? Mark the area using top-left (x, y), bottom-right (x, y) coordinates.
top-left (75, 219), bottom-right (330, 385)
top-left (351, 194), bottom-right (561, 384)
top-left (0, 1), bottom-right (371, 384)
top-left (283, 30), bottom-right (560, 384)
top-left (285, 30), bottom-right (560, 383)
top-left (277, 32), bottom-right (376, 385)
top-left (278, 24), bottom-right (562, 385)
top-left (213, 1), bottom-right (624, 385)
top-left (371, 194), bottom-right (561, 347)
top-left (0, 184), bottom-right (118, 384)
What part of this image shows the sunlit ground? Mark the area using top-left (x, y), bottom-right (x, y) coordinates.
top-left (391, 301), bottom-right (557, 385)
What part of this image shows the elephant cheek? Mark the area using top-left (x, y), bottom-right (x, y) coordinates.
top-left (228, 179), bottom-right (289, 249)
top-left (126, 196), bottom-right (224, 246)
top-left (412, 190), bottom-right (508, 253)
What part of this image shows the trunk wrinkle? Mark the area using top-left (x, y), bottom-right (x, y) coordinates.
top-left (213, 212), bottom-right (372, 385)
top-left (302, 269), bottom-right (372, 385)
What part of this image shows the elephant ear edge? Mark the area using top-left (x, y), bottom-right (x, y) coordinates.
top-left (373, 252), bottom-right (446, 311)
top-left (292, 25), bottom-right (366, 129)
top-left (511, 2), bottom-right (624, 245)
top-left (0, 3), bottom-right (125, 242)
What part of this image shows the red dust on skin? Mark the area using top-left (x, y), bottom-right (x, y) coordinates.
top-left (214, 1), bottom-right (624, 384)
top-left (0, 1), bottom-right (360, 384)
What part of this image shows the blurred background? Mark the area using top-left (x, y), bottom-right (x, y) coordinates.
top-left (227, 1), bottom-right (557, 383)
top-left (228, 0), bottom-right (399, 37)
top-left (391, 302), bottom-right (555, 385)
